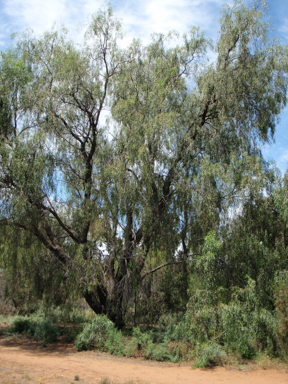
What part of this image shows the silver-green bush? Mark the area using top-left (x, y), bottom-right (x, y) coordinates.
top-left (75, 315), bottom-right (115, 351)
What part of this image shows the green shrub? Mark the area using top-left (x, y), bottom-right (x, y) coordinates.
top-left (75, 315), bottom-right (114, 351)
top-left (63, 327), bottom-right (81, 343)
top-left (123, 338), bottom-right (138, 357)
top-left (193, 342), bottom-right (226, 368)
top-left (168, 341), bottom-right (191, 362)
top-left (275, 270), bottom-right (288, 355)
top-left (171, 321), bottom-right (190, 342)
top-left (43, 305), bottom-right (89, 325)
top-left (185, 277), bottom-right (279, 358)
top-left (237, 341), bottom-right (257, 360)
top-left (33, 319), bottom-right (61, 346)
top-left (151, 343), bottom-right (172, 361)
top-left (144, 337), bottom-right (172, 361)
top-left (105, 328), bottom-right (124, 356)
top-left (121, 327), bottom-right (155, 358)
top-left (12, 317), bottom-right (36, 335)
top-left (11, 316), bottom-right (63, 346)
top-left (131, 327), bottom-right (153, 349)
top-left (99, 379), bottom-right (111, 384)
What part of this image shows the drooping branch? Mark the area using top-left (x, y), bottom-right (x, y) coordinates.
top-left (140, 255), bottom-right (198, 281)
top-left (29, 222), bottom-right (70, 265)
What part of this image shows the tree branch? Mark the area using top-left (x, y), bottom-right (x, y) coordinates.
top-left (141, 256), bottom-right (198, 281)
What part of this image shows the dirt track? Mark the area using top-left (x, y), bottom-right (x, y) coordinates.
top-left (0, 336), bottom-right (288, 384)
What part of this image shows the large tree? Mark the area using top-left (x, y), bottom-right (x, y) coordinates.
top-left (0, 1), bottom-right (287, 327)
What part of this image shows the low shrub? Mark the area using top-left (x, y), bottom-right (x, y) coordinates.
top-left (168, 341), bottom-right (191, 362)
top-left (75, 315), bottom-right (114, 351)
top-left (43, 305), bottom-right (90, 325)
top-left (123, 338), bottom-right (138, 357)
top-left (144, 337), bottom-right (172, 361)
top-left (150, 342), bottom-right (172, 361)
top-left (10, 315), bottom-right (80, 346)
top-left (131, 326), bottom-right (153, 349)
top-left (63, 326), bottom-right (81, 343)
top-left (105, 328), bottom-right (124, 356)
top-left (193, 342), bottom-right (226, 368)
top-left (33, 319), bottom-right (61, 346)
top-left (12, 317), bottom-right (36, 335)
top-left (275, 270), bottom-right (288, 355)
top-left (185, 277), bottom-right (279, 360)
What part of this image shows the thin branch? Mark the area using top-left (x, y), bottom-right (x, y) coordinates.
top-left (141, 255), bottom-right (198, 281)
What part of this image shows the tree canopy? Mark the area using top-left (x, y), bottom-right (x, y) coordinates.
top-left (0, 1), bottom-right (288, 328)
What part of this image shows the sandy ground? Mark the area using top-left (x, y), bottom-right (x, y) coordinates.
top-left (0, 336), bottom-right (288, 384)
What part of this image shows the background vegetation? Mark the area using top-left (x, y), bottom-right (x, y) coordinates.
top-left (1, 0), bottom-right (288, 367)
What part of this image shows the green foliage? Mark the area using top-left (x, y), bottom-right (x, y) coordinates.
top-left (144, 338), bottom-right (172, 362)
top-left (131, 326), bottom-right (154, 348)
top-left (12, 317), bottom-right (36, 335)
top-left (168, 341), bottom-right (190, 362)
top-left (75, 315), bottom-right (115, 351)
top-left (105, 328), bottom-right (124, 356)
top-left (42, 305), bottom-right (90, 325)
top-left (10, 312), bottom-right (83, 346)
top-left (193, 342), bottom-right (226, 368)
top-left (121, 326), bottom-right (151, 357)
top-left (33, 319), bottom-right (61, 346)
top-left (126, 325), bottom-right (189, 362)
top-left (0, 1), bottom-right (287, 333)
top-left (185, 275), bottom-right (279, 359)
top-left (123, 337), bottom-right (139, 357)
top-left (64, 327), bottom-right (80, 343)
top-left (10, 316), bottom-right (66, 346)
top-left (275, 271), bottom-right (288, 354)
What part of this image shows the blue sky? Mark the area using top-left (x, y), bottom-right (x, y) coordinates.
top-left (0, 0), bottom-right (287, 173)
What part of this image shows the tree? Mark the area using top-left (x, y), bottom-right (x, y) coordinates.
top-left (0, 1), bottom-right (287, 328)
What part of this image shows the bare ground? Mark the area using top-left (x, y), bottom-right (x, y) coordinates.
top-left (0, 335), bottom-right (288, 384)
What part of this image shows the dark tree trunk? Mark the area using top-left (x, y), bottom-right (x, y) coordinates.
top-left (107, 292), bottom-right (125, 329)
top-left (83, 284), bottom-right (107, 315)
top-left (83, 282), bottom-right (126, 329)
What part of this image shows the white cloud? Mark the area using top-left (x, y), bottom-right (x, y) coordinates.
top-left (4, 0), bottom-right (67, 35)
top-left (2, 0), bottom-right (104, 43)
top-left (115, 0), bottom-right (230, 46)
top-left (1, 0), bottom-right (231, 48)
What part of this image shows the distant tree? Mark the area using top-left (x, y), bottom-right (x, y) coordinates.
top-left (0, 2), bottom-right (287, 327)
top-left (193, 163), bottom-right (288, 307)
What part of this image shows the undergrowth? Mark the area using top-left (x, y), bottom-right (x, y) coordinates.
top-left (2, 297), bottom-right (288, 368)
top-left (5, 315), bottom-right (82, 346)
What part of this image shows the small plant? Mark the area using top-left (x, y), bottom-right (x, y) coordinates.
top-left (63, 326), bottom-right (81, 343)
top-left (33, 319), bottom-right (61, 346)
top-left (12, 317), bottom-right (36, 335)
top-left (75, 315), bottom-right (114, 351)
top-left (144, 337), bottom-right (172, 361)
top-left (123, 338), bottom-right (138, 357)
top-left (237, 340), bottom-right (257, 360)
top-left (74, 375), bottom-right (80, 381)
top-left (193, 342), bottom-right (227, 368)
top-left (169, 341), bottom-right (191, 362)
top-left (105, 328), bottom-right (124, 356)
top-left (99, 378), bottom-right (111, 384)
top-left (151, 342), bottom-right (172, 361)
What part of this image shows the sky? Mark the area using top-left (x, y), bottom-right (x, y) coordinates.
top-left (0, 0), bottom-right (287, 173)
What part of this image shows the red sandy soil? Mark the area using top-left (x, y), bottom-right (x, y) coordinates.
top-left (0, 335), bottom-right (288, 384)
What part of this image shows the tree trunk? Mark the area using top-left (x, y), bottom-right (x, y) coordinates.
top-left (83, 282), bottom-right (125, 329)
